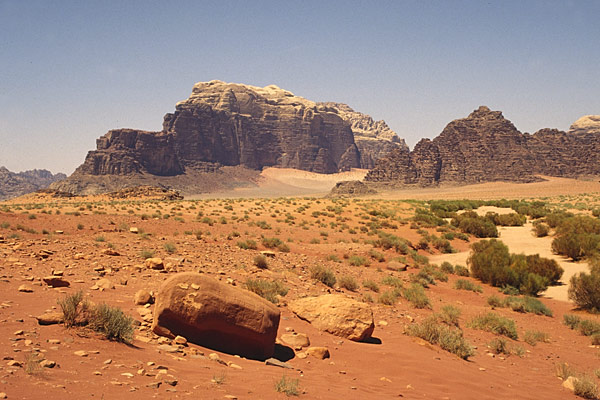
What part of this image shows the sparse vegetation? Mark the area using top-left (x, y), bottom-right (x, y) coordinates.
top-left (468, 312), bottom-right (518, 340)
top-left (89, 303), bottom-right (134, 343)
top-left (405, 315), bottom-right (474, 360)
top-left (245, 279), bottom-right (288, 303)
top-left (311, 265), bottom-right (336, 287)
top-left (275, 375), bottom-right (300, 396)
top-left (454, 279), bottom-right (483, 293)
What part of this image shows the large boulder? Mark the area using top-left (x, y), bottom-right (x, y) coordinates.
top-left (152, 272), bottom-right (280, 360)
top-left (288, 294), bottom-right (374, 341)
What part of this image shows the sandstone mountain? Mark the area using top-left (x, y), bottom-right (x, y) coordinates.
top-left (317, 102), bottom-right (407, 169)
top-left (0, 167), bottom-right (66, 200)
top-left (53, 81), bottom-right (402, 195)
top-left (365, 106), bottom-right (600, 187)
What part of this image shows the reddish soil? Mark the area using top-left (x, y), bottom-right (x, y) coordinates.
top-left (0, 192), bottom-right (598, 399)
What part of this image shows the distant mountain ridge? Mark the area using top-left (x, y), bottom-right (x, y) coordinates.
top-left (0, 167), bottom-right (66, 200)
top-left (364, 107), bottom-right (600, 187)
top-left (52, 80), bottom-right (405, 195)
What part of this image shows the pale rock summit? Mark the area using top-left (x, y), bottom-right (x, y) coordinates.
top-left (569, 115), bottom-right (600, 135)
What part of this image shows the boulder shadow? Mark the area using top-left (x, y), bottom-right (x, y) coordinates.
top-left (363, 336), bottom-right (382, 345)
top-left (273, 343), bottom-right (295, 362)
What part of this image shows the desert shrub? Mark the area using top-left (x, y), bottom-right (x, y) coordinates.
top-left (486, 295), bottom-right (552, 316)
top-left (488, 212), bottom-right (526, 227)
top-left (569, 271), bottom-right (600, 312)
top-left (556, 362), bottom-right (577, 380)
top-left (58, 290), bottom-right (88, 327)
top-left (373, 231), bottom-right (411, 254)
top-left (254, 254), bottom-right (268, 269)
top-left (468, 239), bottom-right (557, 295)
top-left (338, 275), bottom-right (359, 291)
top-left (237, 239), bottom-right (258, 250)
top-left (454, 279), bottom-right (483, 293)
top-left (452, 211), bottom-right (498, 238)
top-left (524, 330), bottom-right (550, 346)
top-left (564, 314), bottom-right (582, 329)
top-left (274, 375), bottom-right (299, 396)
top-left (89, 303), bottom-right (134, 343)
top-left (311, 266), bottom-right (336, 287)
top-left (402, 283), bottom-right (431, 309)
top-left (405, 316), bottom-right (474, 360)
top-left (487, 295), bottom-right (504, 308)
top-left (369, 249), bottom-right (386, 262)
top-left (245, 279), bottom-right (288, 303)
top-left (261, 237), bottom-right (283, 249)
top-left (577, 319), bottom-right (600, 337)
top-left (348, 255), bottom-right (370, 267)
top-left (551, 215), bottom-right (600, 261)
top-left (574, 375), bottom-right (600, 400)
top-left (532, 220), bottom-right (550, 237)
top-left (413, 209), bottom-right (447, 227)
top-left (363, 280), bottom-right (380, 293)
top-left (381, 275), bottom-right (403, 288)
top-left (488, 337), bottom-right (510, 355)
top-left (440, 261), bottom-right (454, 274)
top-left (140, 249), bottom-right (154, 259)
top-left (277, 243), bottom-right (290, 252)
top-left (378, 289), bottom-right (401, 305)
top-left (437, 305), bottom-right (461, 327)
top-left (468, 312), bottom-right (518, 340)
top-left (163, 242), bottom-right (177, 254)
top-left (454, 265), bottom-right (470, 276)
top-left (431, 236), bottom-right (456, 253)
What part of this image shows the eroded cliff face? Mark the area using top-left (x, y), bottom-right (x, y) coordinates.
top-left (365, 106), bottom-right (600, 187)
top-left (56, 81), bottom-right (403, 194)
top-left (0, 167), bottom-right (66, 200)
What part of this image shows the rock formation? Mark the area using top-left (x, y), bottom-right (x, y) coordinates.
top-left (54, 81), bottom-right (402, 194)
top-left (152, 272), bottom-right (280, 360)
top-left (0, 167), bottom-right (66, 200)
top-left (317, 102), bottom-right (407, 169)
top-left (364, 106), bottom-right (600, 187)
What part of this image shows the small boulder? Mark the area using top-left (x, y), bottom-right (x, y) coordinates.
top-left (387, 261), bottom-right (407, 271)
top-left (145, 258), bottom-right (164, 270)
top-left (281, 332), bottom-right (310, 348)
top-left (43, 276), bottom-right (70, 288)
top-left (134, 290), bottom-right (154, 305)
top-left (152, 272), bottom-right (280, 360)
top-left (18, 285), bottom-right (34, 293)
top-left (289, 294), bottom-right (374, 341)
top-left (306, 346), bottom-right (330, 360)
top-left (36, 312), bottom-right (64, 325)
top-left (96, 278), bottom-right (114, 290)
top-left (562, 376), bottom-right (579, 392)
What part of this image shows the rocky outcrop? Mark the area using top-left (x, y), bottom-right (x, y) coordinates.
top-left (328, 180), bottom-right (378, 197)
top-left (365, 106), bottom-right (600, 187)
top-left (55, 81), bottom-right (403, 195)
top-left (152, 272), bottom-right (280, 360)
top-left (569, 115), bottom-right (600, 135)
top-left (0, 167), bottom-right (66, 200)
top-left (289, 294), bottom-right (375, 341)
top-left (318, 102), bottom-right (408, 169)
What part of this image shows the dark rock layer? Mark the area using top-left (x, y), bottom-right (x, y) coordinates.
top-left (0, 167), bottom-right (66, 200)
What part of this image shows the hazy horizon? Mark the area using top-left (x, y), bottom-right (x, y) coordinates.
top-left (1, 0), bottom-right (598, 175)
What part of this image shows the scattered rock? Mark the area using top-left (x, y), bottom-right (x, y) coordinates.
top-left (145, 258), bottom-right (164, 270)
top-left (74, 350), bottom-right (88, 357)
top-left (134, 290), bottom-right (154, 305)
top-left (18, 285), bottom-right (34, 293)
top-left (36, 312), bottom-right (64, 325)
top-left (40, 359), bottom-right (56, 368)
top-left (101, 248), bottom-right (120, 256)
top-left (289, 294), bottom-right (375, 341)
top-left (152, 272), bottom-right (280, 360)
top-left (265, 358), bottom-right (294, 369)
top-left (387, 261), bottom-right (407, 272)
top-left (307, 346), bottom-right (330, 360)
top-left (96, 278), bottom-right (115, 290)
top-left (281, 332), bottom-right (310, 348)
top-left (130, 227), bottom-right (139, 234)
top-left (562, 376), bottom-right (579, 392)
top-left (42, 276), bottom-right (70, 288)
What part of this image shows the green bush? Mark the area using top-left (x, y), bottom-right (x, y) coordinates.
top-left (237, 239), bottom-right (258, 250)
top-left (89, 304), bottom-right (134, 343)
top-left (488, 212), bottom-right (526, 227)
top-left (454, 279), bottom-right (483, 293)
top-left (468, 239), bottom-right (559, 296)
top-left (486, 295), bottom-right (552, 316)
top-left (523, 330), bottom-right (550, 346)
top-left (405, 316), bottom-right (474, 359)
top-left (454, 265), bottom-right (470, 277)
top-left (245, 279), bottom-right (288, 303)
top-left (57, 291), bottom-right (88, 327)
top-left (551, 215), bottom-right (600, 261)
top-left (488, 337), bottom-right (510, 355)
top-left (311, 266), bottom-right (336, 287)
top-left (577, 319), bottom-right (600, 337)
top-left (274, 375), bottom-right (299, 396)
top-left (378, 289), bottom-right (401, 305)
top-left (381, 275), bottom-right (403, 288)
top-left (348, 255), bottom-right (370, 267)
top-left (254, 254), bottom-right (268, 269)
top-left (261, 237), bottom-right (283, 249)
top-left (402, 283), bottom-right (431, 309)
top-left (468, 312), bottom-right (518, 340)
top-left (563, 314), bottom-right (582, 329)
top-left (163, 242), bottom-right (177, 254)
top-left (436, 305), bottom-right (461, 327)
top-left (532, 221), bottom-right (550, 237)
top-left (569, 271), bottom-right (600, 312)
top-left (339, 275), bottom-right (359, 291)
top-left (363, 280), bottom-right (380, 293)
top-left (440, 261), bottom-right (454, 274)
top-left (452, 211), bottom-right (498, 238)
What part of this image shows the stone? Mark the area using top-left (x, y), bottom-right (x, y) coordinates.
top-left (288, 294), bottom-right (374, 341)
top-left (74, 350), bottom-right (88, 357)
top-left (134, 290), bottom-right (154, 305)
top-left (280, 332), bottom-right (310, 348)
top-left (129, 227), bottom-right (139, 234)
top-left (40, 359), bottom-right (56, 368)
top-left (96, 278), bottom-right (114, 290)
top-left (42, 276), bottom-right (70, 288)
top-left (0, 392), bottom-right (6, 399)
top-left (265, 358), bottom-right (294, 369)
top-left (18, 285), bottom-right (34, 293)
top-left (306, 346), bottom-right (330, 360)
top-left (562, 376), bottom-right (579, 392)
top-left (36, 312), bottom-right (64, 325)
top-left (145, 258), bottom-right (164, 270)
top-left (173, 335), bottom-right (187, 346)
top-left (152, 272), bottom-right (280, 360)
top-left (386, 261), bottom-right (407, 271)
top-left (101, 248), bottom-right (120, 256)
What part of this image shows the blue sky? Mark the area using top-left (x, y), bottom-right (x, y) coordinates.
top-left (1, 0), bottom-right (599, 174)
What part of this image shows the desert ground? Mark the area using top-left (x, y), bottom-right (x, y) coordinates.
top-left (1, 177), bottom-right (600, 399)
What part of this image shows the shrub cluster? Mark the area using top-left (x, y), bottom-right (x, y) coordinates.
top-left (405, 315), bottom-right (474, 359)
top-left (310, 265), bottom-right (336, 287)
top-left (551, 215), bottom-right (600, 261)
top-left (486, 295), bottom-right (553, 316)
top-left (451, 211), bottom-right (498, 238)
top-left (245, 279), bottom-right (288, 304)
top-left (468, 312), bottom-right (519, 340)
top-left (468, 239), bottom-right (563, 295)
